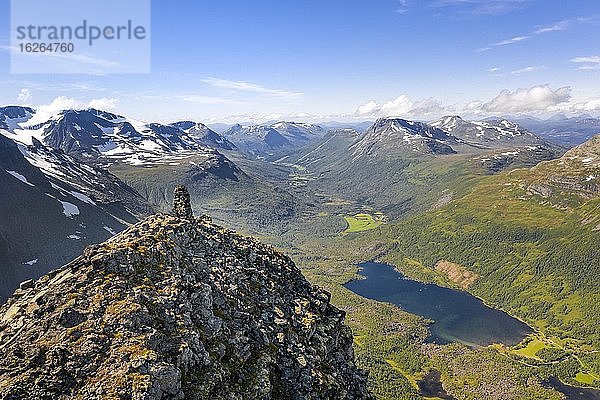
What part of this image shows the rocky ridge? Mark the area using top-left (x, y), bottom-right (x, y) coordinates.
top-left (0, 187), bottom-right (372, 400)
top-left (525, 134), bottom-right (599, 199)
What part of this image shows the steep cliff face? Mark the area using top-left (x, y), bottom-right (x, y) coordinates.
top-left (0, 187), bottom-right (372, 400)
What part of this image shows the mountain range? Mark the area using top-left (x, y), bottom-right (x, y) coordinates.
top-left (1, 104), bottom-right (599, 399)
top-left (3, 108), bottom-right (235, 165)
top-left (0, 106), bottom-right (580, 282)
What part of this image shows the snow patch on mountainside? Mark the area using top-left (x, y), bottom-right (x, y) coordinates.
top-left (59, 201), bottom-right (80, 217)
top-left (6, 170), bottom-right (35, 186)
top-left (69, 190), bottom-right (96, 205)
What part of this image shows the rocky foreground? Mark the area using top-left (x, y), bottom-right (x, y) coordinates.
top-left (0, 187), bottom-right (372, 399)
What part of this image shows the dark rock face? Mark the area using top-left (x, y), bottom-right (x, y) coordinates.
top-left (172, 185), bottom-right (193, 219)
top-left (0, 211), bottom-right (373, 399)
top-left (42, 109), bottom-right (116, 158)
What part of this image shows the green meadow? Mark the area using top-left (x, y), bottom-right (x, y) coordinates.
top-left (342, 213), bottom-right (385, 234)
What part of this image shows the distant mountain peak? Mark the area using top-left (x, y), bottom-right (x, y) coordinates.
top-left (170, 120), bottom-right (236, 151)
top-left (431, 115), bottom-right (545, 149)
top-left (350, 118), bottom-right (457, 156)
top-left (0, 105), bottom-right (35, 118)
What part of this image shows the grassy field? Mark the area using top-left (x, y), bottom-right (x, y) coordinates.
top-left (576, 372), bottom-right (599, 385)
top-left (514, 338), bottom-right (550, 359)
top-left (342, 213), bottom-right (385, 234)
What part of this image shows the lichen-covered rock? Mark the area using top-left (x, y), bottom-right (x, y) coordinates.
top-left (0, 209), bottom-right (372, 399)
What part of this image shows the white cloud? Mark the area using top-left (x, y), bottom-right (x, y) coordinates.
top-left (24, 96), bottom-right (123, 126)
top-left (356, 100), bottom-right (380, 115)
top-left (464, 100), bottom-right (484, 115)
top-left (24, 96), bottom-right (79, 126)
top-left (487, 67), bottom-right (501, 73)
top-left (356, 96), bottom-right (412, 117)
top-left (510, 65), bottom-right (545, 75)
top-left (576, 98), bottom-right (600, 111)
top-left (534, 20), bottom-right (570, 34)
top-left (381, 95), bottom-right (414, 116)
top-left (537, 96), bottom-right (600, 114)
top-left (87, 97), bottom-right (119, 110)
top-left (494, 35), bottom-right (530, 47)
top-left (355, 95), bottom-right (445, 118)
top-left (406, 98), bottom-right (446, 117)
top-left (201, 77), bottom-right (302, 98)
top-left (571, 56), bottom-right (600, 63)
top-left (17, 88), bottom-right (32, 103)
top-left (570, 56), bottom-right (600, 70)
top-left (288, 112), bottom-right (312, 118)
top-left (481, 85), bottom-right (571, 113)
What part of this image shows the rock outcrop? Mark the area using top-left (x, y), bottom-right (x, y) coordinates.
top-left (525, 133), bottom-right (600, 199)
top-left (0, 187), bottom-right (372, 400)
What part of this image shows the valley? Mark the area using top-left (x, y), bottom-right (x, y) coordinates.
top-left (1, 105), bottom-right (599, 399)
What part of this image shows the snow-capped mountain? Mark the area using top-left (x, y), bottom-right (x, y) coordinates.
top-left (170, 121), bottom-right (236, 150)
top-left (429, 115), bottom-right (565, 171)
top-left (3, 108), bottom-right (236, 166)
top-left (431, 116), bottom-right (545, 148)
top-left (0, 106), bottom-right (268, 229)
top-left (222, 121), bottom-right (326, 156)
top-left (0, 106), bottom-right (261, 300)
top-left (350, 118), bottom-right (458, 157)
top-left (0, 132), bottom-right (151, 300)
top-left (3, 107), bottom-right (327, 161)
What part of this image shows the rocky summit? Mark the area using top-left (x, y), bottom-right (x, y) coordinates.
top-left (0, 187), bottom-right (372, 400)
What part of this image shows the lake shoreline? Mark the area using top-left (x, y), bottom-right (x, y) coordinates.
top-left (374, 258), bottom-right (537, 343)
top-left (347, 261), bottom-right (533, 347)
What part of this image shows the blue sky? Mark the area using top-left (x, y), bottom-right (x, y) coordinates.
top-left (1, 0), bottom-right (599, 123)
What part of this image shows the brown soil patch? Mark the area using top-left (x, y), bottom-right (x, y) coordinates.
top-left (435, 260), bottom-right (479, 289)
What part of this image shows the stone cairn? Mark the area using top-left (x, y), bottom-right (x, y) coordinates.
top-left (172, 185), bottom-right (193, 219)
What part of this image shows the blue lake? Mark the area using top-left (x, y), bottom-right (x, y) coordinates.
top-left (345, 261), bottom-right (533, 346)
